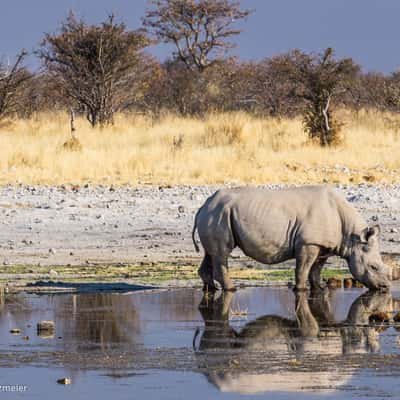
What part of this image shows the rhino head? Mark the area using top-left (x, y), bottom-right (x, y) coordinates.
top-left (348, 226), bottom-right (391, 291)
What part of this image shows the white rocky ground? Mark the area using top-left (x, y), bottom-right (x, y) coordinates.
top-left (0, 184), bottom-right (398, 267)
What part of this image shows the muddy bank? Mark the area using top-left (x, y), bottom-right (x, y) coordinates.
top-left (0, 184), bottom-right (398, 268)
top-left (0, 261), bottom-right (359, 293)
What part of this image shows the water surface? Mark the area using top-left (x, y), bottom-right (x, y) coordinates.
top-left (1, 285), bottom-right (400, 399)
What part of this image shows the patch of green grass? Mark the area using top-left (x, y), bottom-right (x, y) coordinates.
top-left (0, 263), bottom-right (350, 285)
top-left (267, 268), bottom-right (349, 281)
top-left (321, 269), bottom-right (350, 278)
top-left (230, 267), bottom-right (349, 282)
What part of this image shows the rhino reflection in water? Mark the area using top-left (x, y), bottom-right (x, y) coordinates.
top-left (194, 290), bottom-right (398, 394)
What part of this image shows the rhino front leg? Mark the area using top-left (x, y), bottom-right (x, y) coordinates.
top-left (212, 255), bottom-right (236, 292)
top-left (295, 245), bottom-right (320, 291)
top-left (295, 291), bottom-right (319, 337)
top-left (309, 257), bottom-right (328, 291)
top-left (198, 290), bottom-right (235, 321)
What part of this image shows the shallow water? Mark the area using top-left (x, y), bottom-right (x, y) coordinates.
top-left (1, 286), bottom-right (400, 399)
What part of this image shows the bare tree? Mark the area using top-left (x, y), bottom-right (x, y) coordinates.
top-left (347, 72), bottom-right (390, 112)
top-left (143, 0), bottom-right (251, 72)
top-left (0, 51), bottom-right (31, 120)
top-left (290, 48), bottom-right (359, 146)
top-left (385, 71), bottom-right (400, 113)
top-left (232, 56), bottom-right (306, 117)
top-left (38, 13), bottom-right (150, 126)
top-left (18, 72), bottom-right (70, 118)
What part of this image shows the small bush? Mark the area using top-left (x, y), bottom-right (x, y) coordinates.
top-left (62, 137), bottom-right (82, 151)
top-left (303, 108), bottom-right (344, 146)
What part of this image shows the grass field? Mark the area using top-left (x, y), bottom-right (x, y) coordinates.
top-left (0, 109), bottom-right (399, 185)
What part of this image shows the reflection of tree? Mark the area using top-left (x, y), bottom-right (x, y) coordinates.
top-left (146, 289), bottom-right (201, 322)
top-left (53, 293), bottom-right (140, 350)
top-left (0, 293), bottom-right (33, 328)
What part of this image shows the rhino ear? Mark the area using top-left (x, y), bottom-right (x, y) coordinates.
top-left (360, 225), bottom-right (380, 244)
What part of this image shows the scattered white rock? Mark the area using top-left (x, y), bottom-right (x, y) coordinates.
top-left (37, 320), bottom-right (55, 332)
top-left (0, 184), bottom-right (397, 266)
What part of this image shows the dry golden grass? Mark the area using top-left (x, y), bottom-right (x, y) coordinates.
top-left (0, 109), bottom-right (399, 185)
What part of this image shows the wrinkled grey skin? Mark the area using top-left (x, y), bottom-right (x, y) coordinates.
top-left (192, 186), bottom-right (391, 291)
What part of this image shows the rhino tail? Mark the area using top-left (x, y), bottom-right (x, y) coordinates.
top-left (192, 327), bottom-right (200, 350)
top-left (192, 209), bottom-right (201, 253)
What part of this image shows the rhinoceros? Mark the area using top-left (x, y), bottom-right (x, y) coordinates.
top-left (192, 186), bottom-right (391, 291)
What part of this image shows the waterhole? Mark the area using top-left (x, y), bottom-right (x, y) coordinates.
top-left (1, 285), bottom-right (400, 399)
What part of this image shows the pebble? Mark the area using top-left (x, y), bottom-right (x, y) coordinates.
top-left (352, 278), bottom-right (364, 288)
top-left (327, 277), bottom-right (342, 289)
top-left (37, 320), bottom-right (55, 332)
top-left (57, 378), bottom-right (72, 385)
top-left (343, 278), bottom-right (353, 288)
top-left (369, 312), bottom-right (390, 323)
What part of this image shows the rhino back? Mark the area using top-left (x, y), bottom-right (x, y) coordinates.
top-left (200, 186), bottom-right (366, 262)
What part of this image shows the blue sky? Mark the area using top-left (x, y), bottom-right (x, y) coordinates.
top-left (1, 0), bottom-right (400, 72)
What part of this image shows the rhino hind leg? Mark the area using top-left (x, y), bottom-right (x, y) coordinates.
top-left (309, 257), bottom-right (328, 291)
top-left (199, 254), bottom-right (217, 292)
top-left (211, 255), bottom-right (236, 292)
top-left (294, 245), bottom-right (321, 291)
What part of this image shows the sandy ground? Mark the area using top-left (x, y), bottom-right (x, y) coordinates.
top-left (0, 184), bottom-right (398, 268)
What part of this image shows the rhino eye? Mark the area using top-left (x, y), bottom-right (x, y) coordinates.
top-left (370, 265), bottom-right (379, 272)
